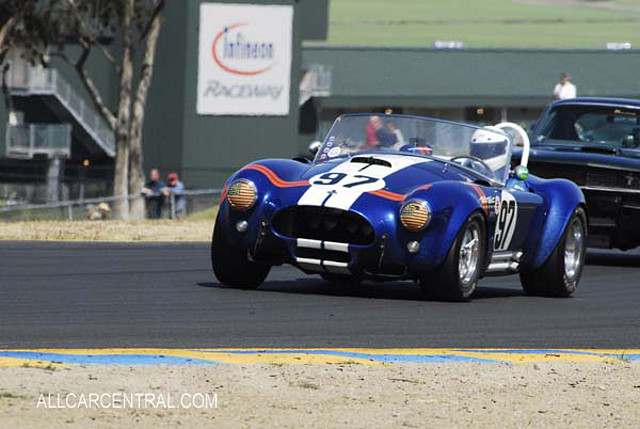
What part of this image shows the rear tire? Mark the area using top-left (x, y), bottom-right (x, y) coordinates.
top-left (520, 207), bottom-right (587, 297)
top-left (420, 213), bottom-right (486, 301)
top-left (211, 215), bottom-right (270, 289)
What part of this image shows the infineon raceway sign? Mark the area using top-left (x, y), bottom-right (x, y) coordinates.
top-left (197, 3), bottom-right (293, 116)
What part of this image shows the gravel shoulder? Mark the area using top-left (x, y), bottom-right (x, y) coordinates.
top-left (1, 362), bottom-right (638, 428)
top-left (0, 220), bottom-right (212, 242)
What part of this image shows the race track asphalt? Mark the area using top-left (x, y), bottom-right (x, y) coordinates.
top-left (0, 241), bottom-right (638, 349)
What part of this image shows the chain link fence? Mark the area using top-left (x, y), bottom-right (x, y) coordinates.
top-left (0, 189), bottom-right (222, 222)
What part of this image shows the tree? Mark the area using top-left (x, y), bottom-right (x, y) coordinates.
top-left (55, 0), bottom-right (166, 219)
top-left (0, 1), bottom-right (58, 63)
top-left (0, 3), bottom-right (22, 117)
top-left (0, 1), bottom-right (59, 122)
top-left (1, 0), bottom-right (165, 219)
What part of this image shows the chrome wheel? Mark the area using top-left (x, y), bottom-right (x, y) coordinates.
top-left (564, 218), bottom-right (584, 281)
top-left (458, 222), bottom-right (480, 285)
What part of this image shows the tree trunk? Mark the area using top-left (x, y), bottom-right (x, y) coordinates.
top-left (112, 0), bottom-right (135, 220)
top-left (0, 17), bottom-right (17, 59)
top-left (0, 17), bottom-right (17, 114)
top-left (128, 8), bottom-right (163, 220)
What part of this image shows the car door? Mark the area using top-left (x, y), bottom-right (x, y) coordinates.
top-left (493, 188), bottom-right (544, 253)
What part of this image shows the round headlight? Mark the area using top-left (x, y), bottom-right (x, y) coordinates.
top-left (227, 179), bottom-right (257, 211)
top-left (399, 199), bottom-right (431, 232)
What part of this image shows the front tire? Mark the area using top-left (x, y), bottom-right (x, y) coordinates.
top-left (420, 213), bottom-right (486, 301)
top-left (520, 207), bottom-right (587, 297)
top-left (211, 215), bottom-right (270, 288)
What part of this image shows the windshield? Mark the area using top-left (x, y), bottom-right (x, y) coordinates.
top-left (533, 105), bottom-right (640, 149)
top-left (316, 114), bottom-right (512, 184)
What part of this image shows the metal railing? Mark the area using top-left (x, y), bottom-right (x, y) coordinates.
top-left (299, 63), bottom-right (332, 106)
top-left (0, 189), bottom-right (222, 222)
top-left (8, 65), bottom-right (115, 157)
top-left (5, 124), bottom-right (72, 159)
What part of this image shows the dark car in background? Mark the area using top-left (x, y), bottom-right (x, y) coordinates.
top-left (521, 97), bottom-right (640, 250)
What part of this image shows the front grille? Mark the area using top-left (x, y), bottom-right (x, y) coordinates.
top-left (296, 247), bottom-right (351, 263)
top-left (529, 162), bottom-right (586, 184)
top-left (586, 169), bottom-right (620, 188)
top-left (529, 162), bottom-right (640, 190)
top-left (272, 206), bottom-right (375, 245)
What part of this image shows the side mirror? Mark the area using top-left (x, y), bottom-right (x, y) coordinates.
top-left (308, 141), bottom-right (322, 155)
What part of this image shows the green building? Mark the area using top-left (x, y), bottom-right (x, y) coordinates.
top-left (2, 0), bottom-right (640, 205)
top-left (0, 0), bottom-right (328, 203)
top-left (300, 46), bottom-right (640, 143)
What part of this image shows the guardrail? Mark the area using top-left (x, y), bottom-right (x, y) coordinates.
top-left (0, 189), bottom-right (223, 222)
top-left (8, 65), bottom-right (115, 157)
top-left (5, 124), bottom-right (72, 159)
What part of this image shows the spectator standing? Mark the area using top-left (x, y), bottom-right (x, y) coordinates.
top-left (164, 172), bottom-right (186, 219)
top-left (141, 168), bottom-right (165, 219)
top-left (553, 72), bottom-right (577, 100)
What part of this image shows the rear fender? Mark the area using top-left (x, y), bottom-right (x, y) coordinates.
top-left (524, 175), bottom-right (586, 269)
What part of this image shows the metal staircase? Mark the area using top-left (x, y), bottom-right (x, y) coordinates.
top-left (7, 65), bottom-right (115, 158)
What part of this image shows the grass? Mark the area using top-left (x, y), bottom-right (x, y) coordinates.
top-left (0, 218), bottom-right (214, 242)
top-left (186, 206), bottom-right (219, 221)
top-left (0, 392), bottom-right (28, 400)
top-left (290, 381), bottom-right (321, 390)
top-left (0, 205), bottom-right (219, 242)
top-left (315, 0), bottom-right (640, 48)
top-left (20, 361), bottom-right (58, 371)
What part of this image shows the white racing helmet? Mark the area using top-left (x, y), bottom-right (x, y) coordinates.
top-left (469, 126), bottom-right (509, 180)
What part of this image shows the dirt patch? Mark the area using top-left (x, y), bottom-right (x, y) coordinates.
top-left (1, 362), bottom-right (638, 428)
top-left (0, 220), bottom-right (213, 242)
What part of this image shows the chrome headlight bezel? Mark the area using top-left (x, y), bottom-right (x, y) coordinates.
top-left (227, 179), bottom-right (257, 211)
top-left (399, 199), bottom-right (432, 232)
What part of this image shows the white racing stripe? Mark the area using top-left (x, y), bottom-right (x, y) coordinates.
top-left (298, 154), bottom-right (428, 210)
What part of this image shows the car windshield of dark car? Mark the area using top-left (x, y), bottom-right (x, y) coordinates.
top-left (533, 105), bottom-right (640, 149)
top-left (315, 114), bottom-right (512, 184)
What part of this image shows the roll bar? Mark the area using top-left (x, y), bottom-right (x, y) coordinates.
top-left (494, 122), bottom-right (530, 180)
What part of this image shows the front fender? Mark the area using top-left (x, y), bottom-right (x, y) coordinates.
top-left (403, 181), bottom-right (488, 269)
top-left (217, 159), bottom-right (312, 250)
top-left (525, 175), bottom-right (587, 269)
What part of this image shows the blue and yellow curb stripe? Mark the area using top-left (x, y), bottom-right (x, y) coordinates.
top-left (0, 348), bottom-right (638, 367)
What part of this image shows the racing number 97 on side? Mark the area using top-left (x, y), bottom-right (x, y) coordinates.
top-left (494, 192), bottom-right (518, 251)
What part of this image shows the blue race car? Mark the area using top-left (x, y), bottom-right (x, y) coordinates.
top-left (522, 98), bottom-right (640, 250)
top-left (212, 114), bottom-right (587, 301)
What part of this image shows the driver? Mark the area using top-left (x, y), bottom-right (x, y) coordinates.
top-left (365, 116), bottom-right (400, 148)
top-left (469, 127), bottom-right (509, 181)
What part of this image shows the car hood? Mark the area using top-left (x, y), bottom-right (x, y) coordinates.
top-left (514, 145), bottom-right (640, 172)
top-left (300, 153), bottom-right (478, 195)
top-left (235, 153), bottom-right (486, 216)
